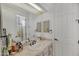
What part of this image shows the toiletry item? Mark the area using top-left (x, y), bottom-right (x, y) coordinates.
top-left (1, 28), bottom-right (9, 56)
top-left (2, 28), bottom-right (6, 36)
top-left (8, 50), bottom-right (12, 55)
top-left (1, 28), bottom-right (7, 47)
top-left (11, 42), bottom-right (16, 52)
top-left (16, 42), bottom-right (23, 52)
top-left (7, 34), bottom-right (12, 51)
top-left (1, 47), bottom-right (9, 56)
top-left (11, 46), bottom-right (16, 52)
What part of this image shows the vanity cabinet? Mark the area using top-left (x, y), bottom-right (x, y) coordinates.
top-left (36, 46), bottom-right (52, 56)
top-left (0, 40), bottom-right (2, 56)
top-left (38, 43), bottom-right (53, 56)
top-left (48, 44), bottom-right (53, 56)
top-left (42, 47), bottom-right (49, 56)
top-left (35, 41), bottom-right (53, 56)
top-left (15, 39), bottom-right (53, 56)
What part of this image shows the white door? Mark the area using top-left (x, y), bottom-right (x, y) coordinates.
top-left (76, 20), bottom-right (79, 56)
top-left (53, 27), bottom-right (62, 56)
top-left (53, 16), bottom-right (63, 56)
top-left (53, 37), bottom-right (62, 56)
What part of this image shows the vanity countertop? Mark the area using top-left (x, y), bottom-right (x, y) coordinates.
top-left (14, 39), bottom-right (52, 56)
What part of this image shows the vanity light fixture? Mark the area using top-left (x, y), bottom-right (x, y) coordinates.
top-left (28, 3), bottom-right (44, 12)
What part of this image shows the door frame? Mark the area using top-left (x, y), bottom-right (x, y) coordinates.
top-left (0, 3), bottom-right (2, 56)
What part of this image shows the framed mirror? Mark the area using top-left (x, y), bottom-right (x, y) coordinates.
top-left (43, 20), bottom-right (49, 32)
top-left (36, 22), bottom-right (41, 32)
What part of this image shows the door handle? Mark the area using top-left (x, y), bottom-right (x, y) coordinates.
top-left (78, 40), bottom-right (79, 44)
top-left (54, 38), bottom-right (58, 41)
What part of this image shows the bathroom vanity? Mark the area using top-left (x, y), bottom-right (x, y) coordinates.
top-left (14, 39), bottom-right (53, 56)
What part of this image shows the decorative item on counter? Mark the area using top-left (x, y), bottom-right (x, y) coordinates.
top-left (37, 37), bottom-right (41, 40)
top-left (7, 34), bottom-right (12, 50)
top-left (49, 29), bottom-right (52, 34)
top-left (11, 41), bottom-right (16, 52)
top-left (7, 33), bottom-right (13, 55)
top-left (16, 31), bottom-right (23, 42)
top-left (2, 28), bottom-right (6, 36)
top-left (9, 41), bottom-right (17, 55)
top-left (29, 40), bottom-right (36, 46)
top-left (8, 40), bottom-right (17, 55)
top-left (1, 28), bottom-right (9, 56)
top-left (16, 42), bottom-right (23, 52)
top-left (8, 41), bottom-right (23, 55)
top-left (17, 31), bottom-right (23, 37)
top-left (1, 47), bottom-right (9, 56)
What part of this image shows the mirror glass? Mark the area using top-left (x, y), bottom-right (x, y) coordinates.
top-left (16, 15), bottom-right (26, 42)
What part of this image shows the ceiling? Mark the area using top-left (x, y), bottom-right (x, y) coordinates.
top-left (38, 3), bottom-right (53, 12)
top-left (1, 3), bottom-right (46, 15)
top-left (1, 3), bottom-right (53, 15)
